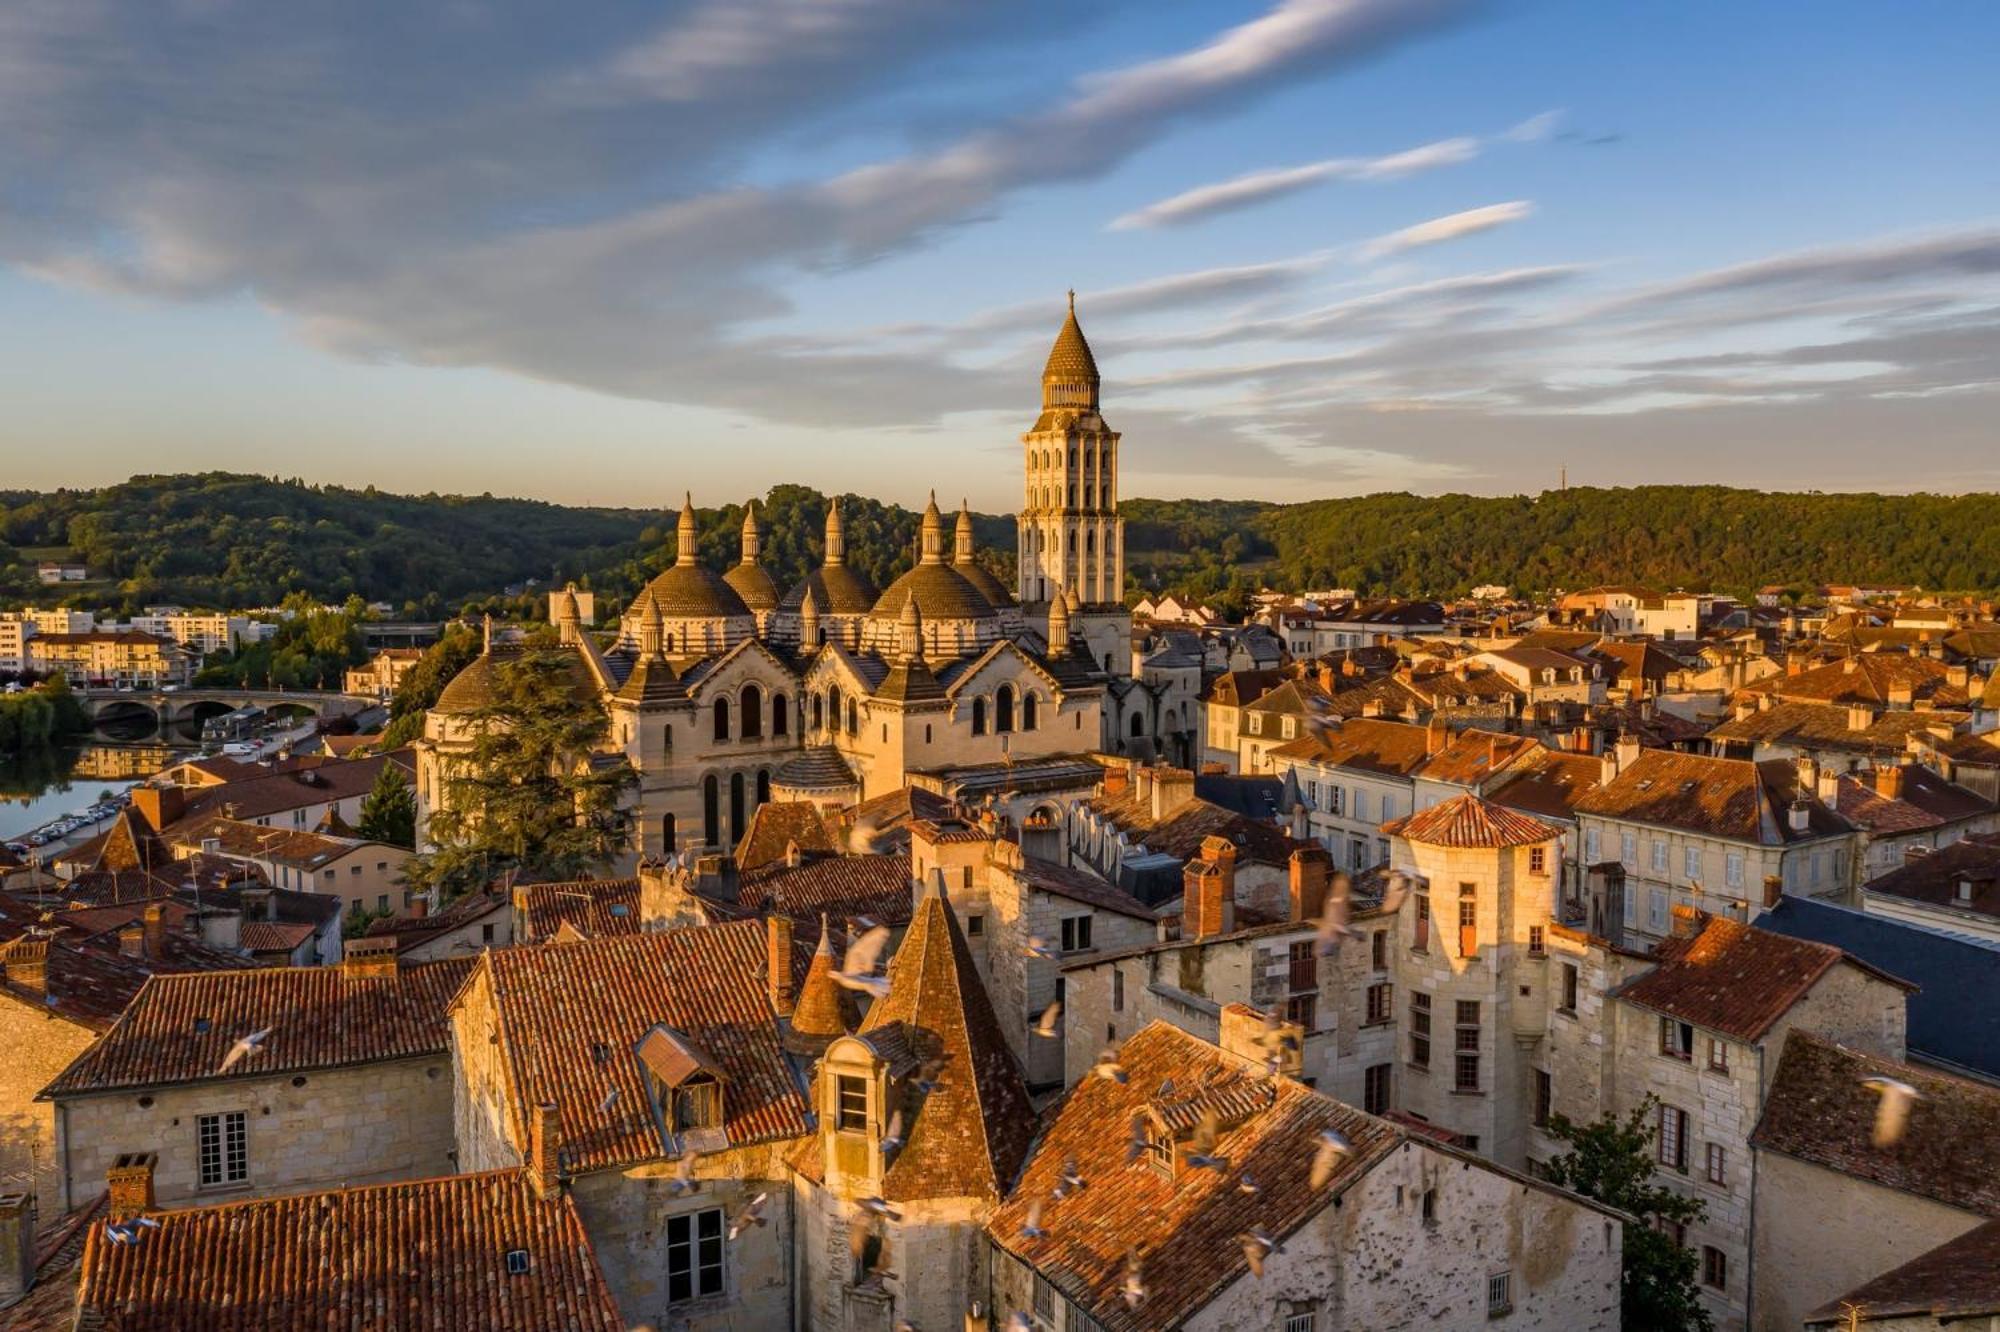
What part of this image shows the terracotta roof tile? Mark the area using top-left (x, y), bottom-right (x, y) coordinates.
top-left (988, 1022), bottom-right (1400, 1331)
top-left (1864, 834), bottom-right (2000, 919)
top-left (1383, 794), bottom-right (1558, 849)
top-left (1264, 717), bottom-right (1433, 777)
top-left (477, 922), bottom-right (811, 1173)
top-left (42, 956), bottom-right (474, 1097)
top-left (71, 1169), bottom-right (623, 1331)
top-left (1805, 1218), bottom-right (2000, 1324)
top-left (1751, 1030), bottom-right (2000, 1216)
top-left (732, 801), bottom-right (839, 871)
top-left (0, 897), bottom-right (250, 1032)
top-left (1085, 792), bottom-right (1304, 870)
top-left (1617, 917), bottom-right (1902, 1044)
top-left (1490, 749), bottom-right (1605, 821)
top-left (513, 878), bottom-right (639, 942)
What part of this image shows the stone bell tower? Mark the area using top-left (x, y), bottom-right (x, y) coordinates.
top-left (1019, 293), bottom-right (1130, 675)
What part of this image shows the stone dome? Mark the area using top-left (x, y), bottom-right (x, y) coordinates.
top-left (869, 563), bottom-right (995, 623)
top-left (643, 562), bottom-right (754, 619)
top-left (434, 643), bottom-right (600, 715)
top-left (723, 562), bottom-right (781, 612)
top-left (781, 567), bottom-right (879, 616)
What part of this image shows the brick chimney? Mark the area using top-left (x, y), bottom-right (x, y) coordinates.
top-left (1668, 903), bottom-right (1706, 939)
top-left (1182, 842), bottom-right (1237, 941)
top-left (1, 940), bottom-right (48, 997)
top-left (1425, 716), bottom-right (1448, 757)
top-left (1288, 847), bottom-right (1330, 922)
top-left (106, 1153), bottom-right (156, 1222)
top-left (142, 904), bottom-right (167, 958)
top-left (529, 1102), bottom-right (564, 1200)
top-left (1151, 769), bottom-right (1196, 821)
top-left (1762, 874), bottom-right (1784, 910)
top-left (1875, 766), bottom-right (1906, 800)
top-left (341, 934), bottom-right (398, 978)
top-left (766, 915), bottom-right (795, 1017)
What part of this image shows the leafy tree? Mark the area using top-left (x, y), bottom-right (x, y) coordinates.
top-left (1541, 1098), bottom-right (1713, 1332)
top-left (378, 625), bottom-right (481, 750)
top-left (356, 764), bottom-right (417, 848)
top-left (408, 649), bottom-right (634, 900)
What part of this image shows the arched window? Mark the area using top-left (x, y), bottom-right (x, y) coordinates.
top-left (972, 698), bottom-right (987, 736)
top-left (846, 699), bottom-right (858, 736)
top-left (740, 684), bottom-right (762, 739)
top-left (1068, 486), bottom-right (1076, 507)
top-left (924, 724), bottom-right (933, 743)
top-left (1069, 447), bottom-right (1077, 468)
top-left (1022, 692), bottom-right (1038, 731)
top-left (712, 696), bottom-right (730, 741)
top-left (996, 684), bottom-right (1015, 734)
top-left (729, 773), bottom-right (746, 843)
top-left (1103, 652), bottom-right (1113, 672)
top-left (829, 685), bottom-right (843, 733)
top-left (663, 724), bottom-right (673, 750)
top-left (1086, 530), bottom-right (1095, 554)
top-left (773, 693), bottom-right (789, 737)
top-left (756, 769), bottom-right (771, 805)
top-left (811, 692), bottom-right (823, 731)
top-left (662, 812), bottom-right (676, 855)
top-left (1130, 712), bottom-right (1145, 737)
top-left (1068, 531), bottom-right (1078, 554)
top-left (702, 775), bottom-right (719, 847)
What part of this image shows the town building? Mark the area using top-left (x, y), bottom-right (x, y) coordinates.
top-left (24, 631), bottom-right (189, 689)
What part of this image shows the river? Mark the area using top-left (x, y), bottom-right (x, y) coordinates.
top-left (0, 742), bottom-right (181, 844)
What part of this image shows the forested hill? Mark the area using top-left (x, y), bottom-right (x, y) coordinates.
top-left (3, 474), bottom-right (1995, 617)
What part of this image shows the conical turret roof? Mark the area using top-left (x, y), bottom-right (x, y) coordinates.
top-left (1043, 290), bottom-right (1099, 384)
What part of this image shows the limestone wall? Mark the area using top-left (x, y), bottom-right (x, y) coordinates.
top-left (0, 1003), bottom-right (96, 1212)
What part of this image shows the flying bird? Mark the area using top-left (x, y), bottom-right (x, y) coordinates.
top-left (1024, 935), bottom-right (1057, 961)
top-left (1022, 1197), bottom-right (1047, 1240)
top-left (835, 925), bottom-right (893, 998)
top-left (103, 1216), bottom-right (161, 1246)
top-left (1034, 1000), bottom-right (1062, 1039)
top-left (858, 1196), bottom-right (903, 1222)
top-left (1125, 1113), bottom-right (1151, 1165)
top-left (1314, 877), bottom-right (1357, 957)
top-left (1092, 1046), bottom-right (1128, 1084)
top-left (665, 1151), bottom-right (699, 1197)
top-left (883, 1109), bottom-right (906, 1154)
top-left (1239, 1227), bottom-right (1277, 1278)
top-left (1310, 1127), bottom-right (1353, 1188)
top-left (1863, 1075), bottom-right (1920, 1148)
top-left (729, 1192), bottom-right (769, 1240)
top-left (847, 814), bottom-right (890, 855)
top-left (914, 1057), bottom-right (948, 1096)
top-left (217, 1027), bottom-right (272, 1076)
top-left (1236, 1171), bottom-right (1260, 1195)
top-left (1186, 1107), bottom-right (1228, 1173)
top-left (1379, 871), bottom-right (1411, 915)
top-left (598, 1086), bottom-right (620, 1115)
top-left (1054, 1156), bottom-right (1086, 1199)
top-left (1122, 1248), bottom-right (1147, 1307)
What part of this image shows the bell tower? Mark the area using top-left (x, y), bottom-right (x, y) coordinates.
top-left (1019, 293), bottom-right (1123, 610)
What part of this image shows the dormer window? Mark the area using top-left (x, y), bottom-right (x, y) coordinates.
top-left (635, 1024), bottom-right (730, 1147)
top-left (835, 1075), bottom-right (869, 1132)
top-left (675, 1075), bottom-right (723, 1130)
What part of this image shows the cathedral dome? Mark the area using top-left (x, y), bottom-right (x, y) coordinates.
top-left (641, 493), bottom-right (756, 619)
top-left (723, 563), bottom-right (781, 612)
top-left (952, 498), bottom-right (1017, 610)
top-left (869, 563), bottom-right (995, 623)
top-left (779, 497), bottom-right (879, 615)
top-left (434, 640), bottom-right (600, 715)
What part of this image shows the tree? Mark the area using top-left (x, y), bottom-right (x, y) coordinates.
top-left (356, 764), bottom-right (417, 848)
top-left (378, 625), bottom-right (480, 749)
top-left (1541, 1097), bottom-right (1713, 1332)
top-left (407, 649), bottom-right (634, 901)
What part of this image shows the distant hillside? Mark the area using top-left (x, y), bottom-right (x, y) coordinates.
top-left (4, 475), bottom-right (1995, 618)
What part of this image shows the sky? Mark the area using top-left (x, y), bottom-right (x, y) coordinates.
top-left (2, 0), bottom-right (1998, 510)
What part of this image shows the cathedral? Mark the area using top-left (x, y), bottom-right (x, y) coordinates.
top-left (414, 299), bottom-right (1142, 865)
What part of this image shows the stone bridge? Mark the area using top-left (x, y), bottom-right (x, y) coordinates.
top-left (77, 687), bottom-right (376, 734)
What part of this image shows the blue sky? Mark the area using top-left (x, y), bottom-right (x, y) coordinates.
top-left (3, 0), bottom-right (1997, 508)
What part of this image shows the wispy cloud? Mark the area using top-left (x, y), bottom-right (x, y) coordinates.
top-left (1359, 201), bottom-right (1534, 258)
top-left (1108, 137), bottom-right (1477, 230)
top-left (1500, 109), bottom-right (1562, 142)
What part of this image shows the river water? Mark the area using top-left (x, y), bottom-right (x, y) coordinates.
top-left (0, 742), bottom-right (182, 844)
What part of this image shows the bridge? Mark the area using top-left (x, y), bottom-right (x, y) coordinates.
top-left (78, 687), bottom-right (377, 734)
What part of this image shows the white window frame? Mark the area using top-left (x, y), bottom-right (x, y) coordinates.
top-left (666, 1206), bottom-right (725, 1305)
top-left (1683, 846), bottom-right (1701, 881)
top-left (1725, 852), bottom-right (1744, 889)
top-left (196, 1110), bottom-right (248, 1189)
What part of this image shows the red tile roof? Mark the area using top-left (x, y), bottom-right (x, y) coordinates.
top-left (726, 853), bottom-right (915, 930)
top-left (41, 956), bottom-right (474, 1097)
top-left (732, 801), bottom-right (839, 871)
top-left (1265, 717), bottom-right (1432, 777)
top-left (1616, 917), bottom-right (1906, 1043)
top-left (988, 1021), bottom-right (1400, 1331)
top-left (1413, 729), bottom-right (1537, 787)
top-left (1383, 794), bottom-right (1557, 850)
top-left (863, 883), bottom-right (1036, 1203)
top-left (512, 877), bottom-right (639, 942)
top-left (0, 897), bottom-right (250, 1032)
top-left (472, 921), bottom-right (811, 1173)
top-left (1490, 748), bottom-right (1605, 821)
top-left (0, 1198), bottom-right (104, 1332)
top-left (71, 1169), bottom-right (623, 1331)
top-left (1573, 749), bottom-right (1847, 843)
top-left (1805, 1218), bottom-right (2000, 1325)
top-left (1752, 1030), bottom-right (2000, 1216)
top-left (238, 920), bottom-right (318, 953)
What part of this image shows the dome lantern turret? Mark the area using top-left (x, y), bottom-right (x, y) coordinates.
top-left (675, 492), bottom-right (699, 568)
top-left (1041, 289), bottom-right (1099, 412)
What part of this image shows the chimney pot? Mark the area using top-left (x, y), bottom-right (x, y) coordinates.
top-left (143, 903), bottom-right (167, 957)
top-left (118, 924), bottom-right (144, 959)
top-left (106, 1152), bottom-right (156, 1222)
top-left (529, 1103), bottom-right (564, 1200)
top-left (1288, 847), bottom-right (1330, 923)
top-left (341, 934), bottom-right (399, 978)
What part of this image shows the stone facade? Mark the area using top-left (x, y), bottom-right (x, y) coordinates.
top-left (0, 1000), bottom-right (96, 1212)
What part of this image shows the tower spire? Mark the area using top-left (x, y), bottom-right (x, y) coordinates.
top-left (740, 499), bottom-right (761, 564)
top-left (676, 493), bottom-right (698, 568)
top-left (953, 498), bottom-right (976, 565)
top-left (824, 498), bottom-right (846, 568)
top-left (1041, 293), bottom-right (1099, 411)
top-left (918, 490), bottom-right (945, 565)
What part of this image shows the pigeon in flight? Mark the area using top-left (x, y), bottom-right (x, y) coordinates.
top-left (729, 1192), bottom-right (769, 1240)
top-left (1862, 1075), bottom-right (1920, 1148)
top-left (1185, 1108), bottom-right (1228, 1173)
top-left (1309, 1127), bottom-right (1353, 1188)
top-left (1239, 1227), bottom-right (1277, 1278)
top-left (104, 1216), bottom-right (161, 1246)
top-left (218, 1027), bottom-right (272, 1076)
top-left (835, 925), bottom-right (893, 998)
top-left (1034, 1001), bottom-right (1062, 1039)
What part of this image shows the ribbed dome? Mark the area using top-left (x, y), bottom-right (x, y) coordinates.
top-left (781, 567), bottom-right (879, 616)
top-left (642, 563), bottom-right (754, 619)
top-left (434, 645), bottom-right (600, 715)
top-left (956, 560), bottom-right (1017, 609)
top-left (723, 562), bottom-right (781, 611)
top-left (869, 563), bottom-right (995, 623)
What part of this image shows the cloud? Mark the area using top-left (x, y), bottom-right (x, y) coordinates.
top-left (1359, 201), bottom-right (1534, 258)
top-left (1108, 137), bottom-right (1477, 230)
top-left (1500, 109), bottom-right (1562, 142)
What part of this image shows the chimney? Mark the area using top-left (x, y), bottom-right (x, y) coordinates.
top-left (1843, 657), bottom-right (1859, 675)
top-left (1151, 769), bottom-right (1196, 821)
top-left (1182, 839), bottom-right (1237, 940)
top-left (767, 915), bottom-right (795, 1017)
top-left (143, 904), bottom-right (167, 958)
top-left (1101, 765), bottom-right (1130, 798)
top-left (1019, 812), bottom-right (1063, 865)
top-left (1887, 682), bottom-right (1914, 709)
top-left (1847, 705), bottom-right (1874, 732)
top-left (1875, 766), bottom-right (1906, 801)
top-left (106, 1152), bottom-right (156, 1222)
top-left (1762, 874), bottom-right (1784, 910)
top-left (118, 924), bottom-right (144, 959)
top-left (409, 891), bottom-right (429, 920)
top-left (1361, 700), bottom-right (1384, 719)
top-left (1788, 800), bottom-right (1811, 833)
top-left (341, 934), bottom-right (398, 978)
top-left (529, 1102), bottom-right (564, 1200)
top-left (1795, 756), bottom-right (1819, 799)
top-left (1757, 692), bottom-right (1774, 712)
top-left (1425, 716), bottom-right (1448, 756)
top-left (0, 940), bottom-right (47, 997)
top-left (129, 785), bottom-right (184, 834)
top-left (1287, 847), bottom-right (1330, 923)
top-left (0, 1191), bottom-right (33, 1307)
top-left (1734, 700), bottom-right (1755, 722)
top-left (1668, 903), bottom-right (1705, 939)
top-left (1816, 767), bottom-right (1840, 805)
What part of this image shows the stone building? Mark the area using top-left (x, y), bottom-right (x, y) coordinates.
top-left (37, 939), bottom-right (469, 1215)
top-left (414, 302), bottom-right (1137, 871)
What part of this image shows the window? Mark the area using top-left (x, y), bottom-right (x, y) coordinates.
top-left (1033, 1272), bottom-right (1056, 1321)
top-left (1288, 940), bottom-right (1316, 993)
top-left (1584, 827), bottom-right (1601, 863)
top-left (1487, 1272), bottom-right (1512, 1317)
top-left (1022, 693), bottom-right (1038, 730)
top-left (1112, 969), bottom-right (1124, 1013)
top-left (712, 696), bottom-right (730, 741)
top-left (1683, 846), bottom-right (1700, 881)
top-left (1366, 982), bottom-right (1392, 1024)
top-left (675, 1078), bottom-right (722, 1130)
top-left (1458, 883), bottom-right (1478, 958)
top-left (1420, 1187), bottom-right (1437, 1224)
top-left (197, 1111), bottom-right (248, 1188)
top-left (1413, 895), bottom-right (1430, 952)
top-left (1648, 887), bottom-right (1668, 934)
top-left (772, 693), bottom-right (788, 736)
top-left (1066, 1300), bottom-right (1106, 1332)
top-left (1706, 1142), bottom-right (1726, 1185)
top-left (1455, 1053), bottom-right (1481, 1092)
top-left (1370, 930), bottom-right (1387, 970)
top-left (1328, 786), bottom-right (1344, 816)
top-left (971, 697), bottom-right (987, 735)
top-left (1529, 845), bottom-right (1546, 875)
top-left (1660, 1018), bottom-right (1693, 1061)
top-left (1284, 1313), bottom-right (1318, 1332)
top-left (666, 1208), bottom-right (724, 1303)
top-left (1455, 1002), bottom-right (1481, 1091)
top-left (377, 893), bottom-right (389, 913)
top-left (1560, 963), bottom-right (1578, 1013)
top-left (1410, 993), bottom-right (1431, 1068)
top-left (1354, 790), bottom-right (1370, 822)
top-left (1706, 1038), bottom-right (1728, 1073)
top-left (1620, 832), bottom-right (1636, 867)
top-left (967, 913), bottom-right (984, 937)
top-left (739, 685), bottom-right (762, 739)
top-left (1657, 1104), bottom-right (1688, 1171)
top-left (996, 685), bottom-right (1015, 734)
top-left (835, 1075), bottom-right (868, 1132)
top-left (1725, 853), bottom-right (1744, 890)
top-left (1702, 1245), bottom-right (1727, 1291)
top-left (1533, 1069), bottom-right (1552, 1126)
top-left (1364, 1063), bottom-right (1391, 1115)
top-left (1060, 915), bottom-right (1093, 953)
top-left (1285, 991), bottom-right (1317, 1030)
top-left (1528, 925), bottom-right (1545, 955)
top-left (1651, 840), bottom-right (1668, 873)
